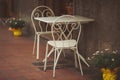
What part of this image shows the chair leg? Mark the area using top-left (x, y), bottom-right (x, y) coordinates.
top-left (32, 34), bottom-right (36, 55)
top-left (44, 43), bottom-right (49, 71)
top-left (73, 49), bottom-right (78, 68)
top-left (47, 47), bottom-right (55, 58)
top-left (77, 52), bottom-right (90, 67)
top-left (42, 47), bottom-right (55, 62)
top-left (53, 49), bottom-right (62, 77)
top-left (53, 49), bottom-right (57, 77)
top-left (36, 35), bottom-right (40, 60)
top-left (76, 51), bottom-right (83, 76)
top-left (75, 49), bottom-right (90, 76)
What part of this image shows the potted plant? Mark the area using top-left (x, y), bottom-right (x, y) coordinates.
top-left (88, 49), bottom-right (120, 80)
top-left (6, 18), bottom-right (25, 36)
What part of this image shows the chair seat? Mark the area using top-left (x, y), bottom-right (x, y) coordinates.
top-left (48, 40), bottom-right (76, 48)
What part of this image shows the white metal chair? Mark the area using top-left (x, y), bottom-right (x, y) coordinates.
top-left (43, 15), bottom-right (90, 77)
top-left (31, 6), bottom-right (55, 60)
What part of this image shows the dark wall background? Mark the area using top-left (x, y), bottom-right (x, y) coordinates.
top-left (0, 0), bottom-right (8, 17)
top-left (74, 0), bottom-right (120, 57)
top-left (12, 0), bottom-right (120, 57)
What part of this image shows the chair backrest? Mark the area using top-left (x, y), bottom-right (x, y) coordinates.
top-left (31, 6), bottom-right (55, 32)
top-left (51, 15), bottom-right (82, 46)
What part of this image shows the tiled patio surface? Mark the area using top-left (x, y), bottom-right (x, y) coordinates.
top-left (0, 23), bottom-right (99, 80)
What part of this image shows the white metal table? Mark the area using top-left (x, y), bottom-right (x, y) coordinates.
top-left (34, 15), bottom-right (94, 24)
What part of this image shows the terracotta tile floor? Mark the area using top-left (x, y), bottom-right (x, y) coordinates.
top-left (0, 24), bottom-right (99, 80)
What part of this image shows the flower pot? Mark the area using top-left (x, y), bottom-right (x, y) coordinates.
top-left (101, 68), bottom-right (117, 80)
top-left (10, 28), bottom-right (22, 36)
